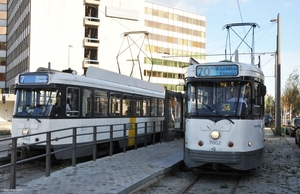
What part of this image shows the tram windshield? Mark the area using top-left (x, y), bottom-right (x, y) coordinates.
top-left (14, 89), bottom-right (60, 117)
top-left (187, 81), bottom-right (251, 117)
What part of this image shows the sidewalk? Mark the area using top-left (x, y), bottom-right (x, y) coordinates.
top-left (4, 138), bottom-right (184, 194)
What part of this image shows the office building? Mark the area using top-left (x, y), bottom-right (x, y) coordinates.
top-left (2, 0), bottom-right (206, 121)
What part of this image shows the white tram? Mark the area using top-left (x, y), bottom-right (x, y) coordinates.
top-left (183, 57), bottom-right (266, 171)
top-left (12, 66), bottom-right (165, 159)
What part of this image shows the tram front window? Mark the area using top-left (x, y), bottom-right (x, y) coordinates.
top-left (14, 89), bottom-right (59, 117)
top-left (187, 81), bottom-right (251, 117)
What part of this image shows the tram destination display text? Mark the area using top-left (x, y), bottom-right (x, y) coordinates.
top-left (196, 65), bottom-right (238, 77)
top-left (19, 74), bottom-right (49, 84)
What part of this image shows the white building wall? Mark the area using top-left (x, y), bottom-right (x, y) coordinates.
top-left (30, 0), bottom-right (85, 75)
top-left (98, 0), bottom-right (145, 77)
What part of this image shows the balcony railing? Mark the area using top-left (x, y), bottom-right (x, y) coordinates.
top-left (84, 16), bottom-right (100, 27)
top-left (85, 0), bottom-right (100, 6)
top-left (83, 37), bottom-right (100, 48)
top-left (82, 59), bottom-right (99, 68)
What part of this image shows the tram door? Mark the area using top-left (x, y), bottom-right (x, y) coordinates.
top-left (164, 90), bottom-right (184, 141)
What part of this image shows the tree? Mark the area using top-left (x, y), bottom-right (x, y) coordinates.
top-left (265, 95), bottom-right (275, 116)
top-left (282, 69), bottom-right (300, 120)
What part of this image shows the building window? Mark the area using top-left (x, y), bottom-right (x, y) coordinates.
top-left (0, 57), bottom-right (5, 66)
top-left (0, 73), bottom-right (5, 81)
top-left (0, 43), bottom-right (6, 50)
top-left (0, 26), bottom-right (6, 35)
top-left (0, 11), bottom-right (6, 19)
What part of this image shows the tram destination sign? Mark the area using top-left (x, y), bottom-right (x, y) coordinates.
top-left (19, 74), bottom-right (49, 84)
top-left (196, 65), bottom-right (239, 77)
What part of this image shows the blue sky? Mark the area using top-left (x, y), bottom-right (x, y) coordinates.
top-left (148, 0), bottom-right (300, 97)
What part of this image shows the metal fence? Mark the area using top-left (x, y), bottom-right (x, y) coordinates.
top-left (0, 120), bottom-right (164, 189)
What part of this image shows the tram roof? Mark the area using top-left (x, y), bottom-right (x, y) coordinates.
top-left (15, 66), bottom-right (165, 98)
top-left (85, 66), bottom-right (165, 94)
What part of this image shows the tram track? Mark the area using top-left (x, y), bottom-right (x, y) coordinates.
top-left (132, 163), bottom-right (247, 194)
top-left (178, 168), bottom-right (243, 194)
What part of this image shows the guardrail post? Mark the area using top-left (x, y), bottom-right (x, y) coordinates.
top-left (160, 121), bottom-right (163, 143)
top-left (45, 132), bottom-right (51, 177)
top-left (144, 122), bottom-right (147, 147)
top-left (93, 126), bottom-right (97, 161)
top-left (123, 124), bottom-right (127, 153)
top-left (153, 122), bottom-right (156, 144)
top-left (109, 125), bottom-right (113, 156)
top-left (72, 127), bottom-right (77, 166)
top-left (10, 138), bottom-right (17, 189)
top-left (134, 123), bottom-right (138, 150)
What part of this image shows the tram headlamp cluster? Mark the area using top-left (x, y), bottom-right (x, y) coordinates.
top-left (210, 131), bottom-right (220, 140)
top-left (22, 128), bottom-right (29, 135)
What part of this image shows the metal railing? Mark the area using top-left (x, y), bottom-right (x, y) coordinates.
top-left (0, 120), bottom-right (164, 189)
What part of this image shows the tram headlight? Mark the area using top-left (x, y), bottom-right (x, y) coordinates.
top-left (248, 141), bottom-right (252, 147)
top-left (22, 128), bottom-right (29, 136)
top-left (210, 131), bottom-right (220, 140)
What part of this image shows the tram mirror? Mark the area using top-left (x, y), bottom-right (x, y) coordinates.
top-left (261, 85), bottom-right (267, 96)
top-left (1, 95), bottom-right (5, 104)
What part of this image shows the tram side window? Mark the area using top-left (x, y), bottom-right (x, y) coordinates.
top-left (187, 84), bottom-right (196, 115)
top-left (82, 89), bottom-right (92, 117)
top-left (151, 98), bottom-right (158, 116)
top-left (244, 82), bottom-right (251, 115)
top-left (253, 82), bottom-right (262, 116)
top-left (109, 92), bottom-right (121, 116)
top-left (143, 98), bottom-right (150, 116)
top-left (133, 96), bottom-right (142, 116)
top-left (94, 90), bottom-right (108, 117)
top-left (67, 87), bottom-right (79, 117)
top-left (53, 90), bottom-right (62, 117)
top-left (158, 99), bottom-right (164, 116)
top-left (122, 94), bottom-right (132, 116)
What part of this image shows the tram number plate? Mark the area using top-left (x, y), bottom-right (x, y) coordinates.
top-left (210, 141), bottom-right (221, 145)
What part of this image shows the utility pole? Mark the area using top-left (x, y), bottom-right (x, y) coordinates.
top-left (271, 14), bottom-right (281, 136)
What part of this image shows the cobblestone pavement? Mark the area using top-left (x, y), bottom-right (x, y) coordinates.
top-left (133, 129), bottom-right (300, 194)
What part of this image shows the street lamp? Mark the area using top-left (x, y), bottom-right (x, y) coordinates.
top-left (270, 13), bottom-right (281, 136)
top-left (68, 45), bottom-right (73, 68)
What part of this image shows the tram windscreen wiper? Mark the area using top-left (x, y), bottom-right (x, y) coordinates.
top-left (202, 103), bottom-right (234, 124)
top-left (202, 103), bottom-right (217, 114)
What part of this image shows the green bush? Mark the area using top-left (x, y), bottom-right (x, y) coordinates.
top-left (0, 129), bottom-right (11, 136)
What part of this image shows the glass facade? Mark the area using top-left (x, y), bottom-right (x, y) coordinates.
top-left (144, 3), bottom-right (206, 92)
top-left (0, 0), bottom-right (6, 84)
